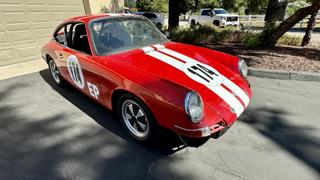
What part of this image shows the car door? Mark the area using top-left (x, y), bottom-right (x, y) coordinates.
top-left (199, 9), bottom-right (213, 26)
top-left (58, 22), bottom-right (103, 103)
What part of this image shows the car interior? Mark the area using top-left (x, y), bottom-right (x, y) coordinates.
top-left (54, 23), bottom-right (92, 55)
top-left (71, 24), bottom-right (91, 55)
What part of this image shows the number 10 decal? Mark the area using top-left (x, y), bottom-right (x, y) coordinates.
top-left (67, 55), bottom-right (85, 89)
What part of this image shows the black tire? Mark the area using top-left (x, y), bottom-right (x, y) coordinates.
top-left (48, 57), bottom-right (65, 87)
top-left (190, 20), bottom-right (196, 28)
top-left (116, 93), bottom-right (159, 143)
top-left (156, 23), bottom-right (162, 30)
top-left (213, 20), bottom-right (220, 27)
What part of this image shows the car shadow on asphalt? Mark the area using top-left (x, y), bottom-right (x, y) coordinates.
top-left (39, 69), bottom-right (187, 152)
top-left (239, 107), bottom-right (320, 174)
top-left (0, 73), bottom-right (197, 180)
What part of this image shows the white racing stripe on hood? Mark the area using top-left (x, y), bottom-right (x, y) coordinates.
top-left (143, 46), bottom-right (245, 117)
top-left (209, 85), bottom-right (244, 116)
top-left (222, 77), bottom-right (250, 106)
top-left (153, 44), bottom-right (250, 107)
top-left (142, 48), bottom-right (184, 70)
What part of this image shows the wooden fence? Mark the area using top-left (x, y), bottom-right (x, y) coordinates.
top-left (239, 14), bottom-right (320, 28)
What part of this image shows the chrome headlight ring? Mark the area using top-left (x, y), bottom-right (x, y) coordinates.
top-left (184, 91), bottom-right (204, 123)
top-left (238, 59), bottom-right (248, 77)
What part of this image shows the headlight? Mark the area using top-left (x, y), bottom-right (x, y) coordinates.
top-left (221, 17), bottom-right (226, 21)
top-left (238, 59), bottom-right (248, 77)
top-left (184, 92), bottom-right (204, 123)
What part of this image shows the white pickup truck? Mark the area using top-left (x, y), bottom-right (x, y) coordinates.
top-left (189, 8), bottom-right (240, 27)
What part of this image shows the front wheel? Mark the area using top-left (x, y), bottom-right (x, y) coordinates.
top-left (213, 20), bottom-right (220, 27)
top-left (117, 94), bottom-right (159, 143)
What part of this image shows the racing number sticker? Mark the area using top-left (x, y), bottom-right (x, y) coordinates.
top-left (183, 62), bottom-right (223, 86)
top-left (67, 55), bottom-right (85, 89)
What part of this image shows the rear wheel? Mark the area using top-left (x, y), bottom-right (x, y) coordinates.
top-left (190, 20), bottom-right (196, 28)
top-left (156, 23), bottom-right (162, 30)
top-left (117, 94), bottom-right (159, 143)
top-left (213, 20), bottom-right (220, 27)
top-left (48, 57), bottom-right (65, 87)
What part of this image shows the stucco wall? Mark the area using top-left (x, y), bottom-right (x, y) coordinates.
top-left (83, 0), bottom-right (124, 15)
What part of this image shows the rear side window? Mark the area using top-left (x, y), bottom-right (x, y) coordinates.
top-left (201, 10), bottom-right (212, 16)
top-left (54, 27), bottom-right (65, 45)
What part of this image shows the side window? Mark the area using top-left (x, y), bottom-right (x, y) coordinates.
top-left (143, 13), bottom-right (157, 19)
top-left (68, 23), bottom-right (92, 55)
top-left (54, 26), bottom-right (65, 45)
top-left (201, 10), bottom-right (211, 16)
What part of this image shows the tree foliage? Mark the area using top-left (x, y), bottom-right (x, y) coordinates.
top-left (135, 0), bottom-right (169, 12)
top-left (259, 0), bottom-right (320, 47)
top-left (124, 0), bottom-right (136, 8)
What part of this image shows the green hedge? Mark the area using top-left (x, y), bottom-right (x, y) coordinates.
top-left (169, 26), bottom-right (302, 47)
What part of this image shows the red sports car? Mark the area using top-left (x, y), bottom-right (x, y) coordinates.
top-left (41, 14), bottom-right (251, 145)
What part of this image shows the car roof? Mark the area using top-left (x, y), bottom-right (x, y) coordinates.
top-left (134, 12), bottom-right (157, 14)
top-left (64, 13), bottom-right (136, 23)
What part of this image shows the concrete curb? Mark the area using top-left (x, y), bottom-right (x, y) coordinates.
top-left (248, 67), bottom-right (320, 82)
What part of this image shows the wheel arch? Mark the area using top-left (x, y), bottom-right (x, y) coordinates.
top-left (111, 88), bottom-right (150, 113)
top-left (45, 54), bottom-right (52, 64)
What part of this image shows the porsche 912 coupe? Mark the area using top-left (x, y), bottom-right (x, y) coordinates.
top-left (41, 14), bottom-right (252, 145)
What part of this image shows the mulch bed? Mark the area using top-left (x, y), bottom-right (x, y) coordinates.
top-left (205, 43), bottom-right (320, 73)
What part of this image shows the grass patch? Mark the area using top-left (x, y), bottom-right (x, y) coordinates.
top-left (277, 34), bottom-right (302, 46)
top-left (169, 26), bottom-right (302, 47)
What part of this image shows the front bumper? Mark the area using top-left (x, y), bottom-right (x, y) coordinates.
top-left (174, 121), bottom-right (231, 138)
top-left (221, 20), bottom-right (240, 27)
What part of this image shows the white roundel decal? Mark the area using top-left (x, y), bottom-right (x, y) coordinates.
top-left (67, 55), bottom-right (85, 89)
top-left (183, 62), bottom-right (223, 86)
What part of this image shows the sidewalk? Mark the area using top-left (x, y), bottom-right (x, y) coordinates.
top-left (0, 60), bottom-right (47, 81)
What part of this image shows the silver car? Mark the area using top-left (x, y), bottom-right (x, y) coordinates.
top-left (133, 12), bottom-right (163, 29)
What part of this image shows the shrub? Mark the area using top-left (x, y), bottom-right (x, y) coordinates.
top-left (277, 34), bottom-right (302, 46)
top-left (168, 26), bottom-right (301, 47)
top-left (169, 26), bottom-right (218, 44)
top-left (243, 33), bottom-right (260, 48)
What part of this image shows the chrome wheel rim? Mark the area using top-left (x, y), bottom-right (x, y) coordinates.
top-left (121, 100), bottom-right (149, 138)
top-left (49, 60), bottom-right (60, 84)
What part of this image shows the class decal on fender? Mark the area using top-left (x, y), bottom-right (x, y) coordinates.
top-left (67, 55), bottom-right (100, 99)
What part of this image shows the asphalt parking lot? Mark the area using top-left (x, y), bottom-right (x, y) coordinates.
top-left (0, 70), bottom-right (319, 180)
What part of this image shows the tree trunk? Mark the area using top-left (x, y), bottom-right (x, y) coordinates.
top-left (301, 10), bottom-right (318, 46)
top-left (264, 0), bottom-right (278, 26)
top-left (168, 0), bottom-right (179, 29)
top-left (259, 1), bottom-right (320, 47)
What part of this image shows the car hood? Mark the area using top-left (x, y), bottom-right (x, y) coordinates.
top-left (107, 42), bottom-right (251, 124)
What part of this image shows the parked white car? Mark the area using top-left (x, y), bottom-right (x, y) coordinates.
top-left (189, 8), bottom-right (240, 27)
top-left (133, 12), bottom-right (163, 29)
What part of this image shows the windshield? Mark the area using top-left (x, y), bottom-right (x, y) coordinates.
top-left (90, 16), bottom-right (167, 55)
top-left (214, 9), bottom-right (229, 15)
